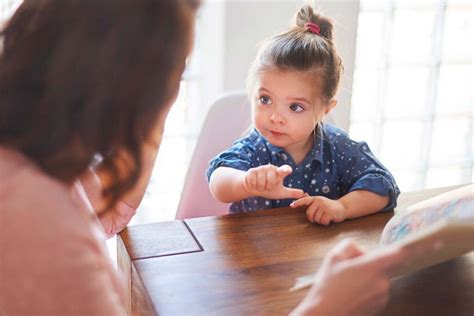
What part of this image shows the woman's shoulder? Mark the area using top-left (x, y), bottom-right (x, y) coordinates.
top-left (0, 147), bottom-right (102, 243)
top-left (0, 147), bottom-right (100, 252)
top-left (0, 147), bottom-right (126, 314)
top-left (1, 147), bottom-right (77, 215)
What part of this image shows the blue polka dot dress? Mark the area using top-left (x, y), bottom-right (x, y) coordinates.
top-left (207, 124), bottom-right (400, 214)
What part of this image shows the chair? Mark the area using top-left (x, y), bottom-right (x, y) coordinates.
top-left (175, 91), bottom-right (336, 220)
top-left (175, 91), bottom-right (251, 219)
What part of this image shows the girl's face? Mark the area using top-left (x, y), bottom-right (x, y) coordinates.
top-left (251, 69), bottom-right (324, 158)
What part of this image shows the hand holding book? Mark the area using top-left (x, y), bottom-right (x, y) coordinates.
top-left (291, 184), bottom-right (474, 291)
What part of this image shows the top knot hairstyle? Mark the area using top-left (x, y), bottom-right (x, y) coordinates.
top-left (296, 4), bottom-right (334, 40)
top-left (247, 4), bottom-right (344, 103)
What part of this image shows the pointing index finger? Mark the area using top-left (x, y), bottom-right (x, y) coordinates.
top-left (290, 196), bottom-right (314, 207)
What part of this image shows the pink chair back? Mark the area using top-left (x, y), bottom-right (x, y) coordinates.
top-left (175, 91), bottom-right (251, 219)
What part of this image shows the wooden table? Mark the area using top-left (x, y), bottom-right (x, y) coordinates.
top-left (118, 185), bottom-right (474, 315)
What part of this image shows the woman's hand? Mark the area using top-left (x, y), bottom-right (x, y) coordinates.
top-left (97, 200), bottom-right (136, 238)
top-left (291, 238), bottom-right (442, 316)
top-left (290, 196), bottom-right (347, 225)
top-left (291, 239), bottom-right (406, 316)
top-left (79, 168), bottom-right (137, 237)
top-left (243, 164), bottom-right (305, 200)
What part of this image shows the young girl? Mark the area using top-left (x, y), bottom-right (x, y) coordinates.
top-left (207, 5), bottom-right (400, 225)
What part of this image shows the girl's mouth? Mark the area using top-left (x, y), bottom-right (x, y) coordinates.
top-left (269, 130), bottom-right (284, 137)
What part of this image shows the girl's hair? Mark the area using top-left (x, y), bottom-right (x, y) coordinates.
top-left (0, 0), bottom-right (199, 210)
top-left (247, 4), bottom-right (344, 104)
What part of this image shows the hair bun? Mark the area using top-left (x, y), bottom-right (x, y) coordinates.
top-left (296, 4), bottom-right (334, 41)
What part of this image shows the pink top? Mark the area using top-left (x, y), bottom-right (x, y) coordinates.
top-left (0, 147), bottom-right (128, 315)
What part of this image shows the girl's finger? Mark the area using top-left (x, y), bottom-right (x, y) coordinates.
top-left (320, 213), bottom-right (331, 226)
top-left (256, 170), bottom-right (266, 191)
top-left (290, 196), bottom-right (314, 208)
top-left (276, 164), bottom-right (293, 178)
top-left (265, 168), bottom-right (278, 190)
top-left (281, 187), bottom-right (305, 199)
top-left (306, 203), bottom-right (319, 223)
top-left (246, 171), bottom-right (257, 190)
top-left (314, 209), bottom-right (324, 224)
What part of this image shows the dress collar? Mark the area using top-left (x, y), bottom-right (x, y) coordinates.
top-left (252, 127), bottom-right (325, 164)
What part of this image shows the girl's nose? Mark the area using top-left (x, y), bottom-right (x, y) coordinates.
top-left (270, 111), bottom-right (285, 124)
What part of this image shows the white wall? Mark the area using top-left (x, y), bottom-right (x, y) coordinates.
top-left (194, 1), bottom-right (225, 115)
top-left (219, 0), bottom-right (360, 131)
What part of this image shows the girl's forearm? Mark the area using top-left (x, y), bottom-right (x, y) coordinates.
top-left (209, 167), bottom-right (252, 203)
top-left (339, 190), bottom-right (389, 219)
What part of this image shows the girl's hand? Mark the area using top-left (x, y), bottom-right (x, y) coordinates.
top-left (243, 164), bottom-right (305, 200)
top-left (290, 195), bottom-right (347, 225)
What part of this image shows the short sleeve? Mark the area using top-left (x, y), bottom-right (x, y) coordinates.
top-left (339, 141), bottom-right (400, 211)
top-left (206, 141), bottom-right (257, 181)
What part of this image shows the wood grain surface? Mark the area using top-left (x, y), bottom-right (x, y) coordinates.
top-left (118, 185), bottom-right (474, 315)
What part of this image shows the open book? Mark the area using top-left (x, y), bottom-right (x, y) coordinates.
top-left (291, 184), bottom-right (474, 291)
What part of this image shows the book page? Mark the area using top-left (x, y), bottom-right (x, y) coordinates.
top-left (380, 184), bottom-right (474, 276)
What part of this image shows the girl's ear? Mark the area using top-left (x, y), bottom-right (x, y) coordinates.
top-left (323, 99), bottom-right (337, 116)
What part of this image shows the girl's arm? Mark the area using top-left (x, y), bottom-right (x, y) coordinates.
top-left (209, 165), bottom-right (306, 203)
top-left (291, 190), bottom-right (389, 225)
top-left (209, 167), bottom-right (252, 202)
top-left (339, 190), bottom-right (389, 219)
top-left (339, 141), bottom-right (400, 212)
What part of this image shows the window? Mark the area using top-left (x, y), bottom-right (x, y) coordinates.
top-left (350, 0), bottom-right (472, 192)
top-left (132, 79), bottom-right (204, 224)
top-left (0, 0), bottom-right (20, 26)
top-left (132, 2), bottom-right (225, 224)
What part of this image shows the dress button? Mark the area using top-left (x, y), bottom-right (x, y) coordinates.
top-left (322, 185), bottom-right (330, 194)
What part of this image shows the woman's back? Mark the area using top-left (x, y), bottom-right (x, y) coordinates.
top-left (0, 146), bottom-right (126, 315)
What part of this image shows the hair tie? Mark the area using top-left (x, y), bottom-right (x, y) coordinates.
top-left (305, 22), bottom-right (320, 35)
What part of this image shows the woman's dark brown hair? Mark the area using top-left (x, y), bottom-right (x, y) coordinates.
top-left (0, 0), bottom-right (198, 209)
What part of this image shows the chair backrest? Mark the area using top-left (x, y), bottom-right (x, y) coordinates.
top-left (175, 91), bottom-right (251, 219)
top-left (175, 91), bottom-right (337, 220)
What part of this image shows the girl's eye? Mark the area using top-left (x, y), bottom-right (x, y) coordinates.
top-left (259, 95), bottom-right (272, 105)
top-left (289, 103), bottom-right (304, 112)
